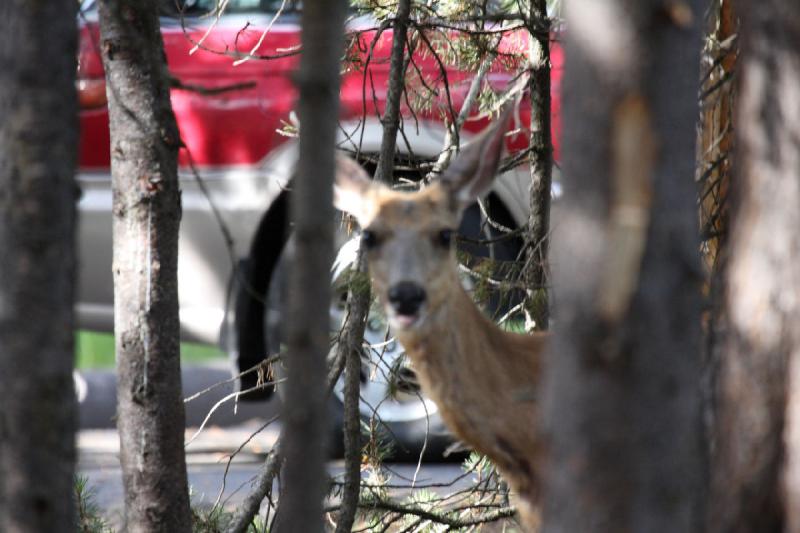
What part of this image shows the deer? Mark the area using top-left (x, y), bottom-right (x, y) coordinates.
top-left (333, 110), bottom-right (546, 530)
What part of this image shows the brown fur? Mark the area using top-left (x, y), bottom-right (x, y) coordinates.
top-left (397, 285), bottom-right (544, 529)
top-left (355, 186), bottom-right (544, 530)
top-left (334, 111), bottom-right (543, 529)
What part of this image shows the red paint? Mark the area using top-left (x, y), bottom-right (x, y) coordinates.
top-left (77, 15), bottom-right (562, 170)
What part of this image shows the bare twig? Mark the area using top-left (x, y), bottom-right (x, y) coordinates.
top-left (426, 41), bottom-right (498, 181)
top-left (224, 441), bottom-right (283, 533)
top-left (213, 415), bottom-right (281, 510)
top-left (188, 0), bottom-right (231, 54)
top-left (185, 378), bottom-right (283, 447)
top-left (183, 354), bottom-right (280, 404)
top-left (329, 496), bottom-right (517, 529)
top-left (232, 0), bottom-right (289, 66)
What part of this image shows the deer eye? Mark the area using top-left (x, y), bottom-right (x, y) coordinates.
top-left (361, 229), bottom-right (379, 250)
top-left (435, 229), bottom-right (454, 248)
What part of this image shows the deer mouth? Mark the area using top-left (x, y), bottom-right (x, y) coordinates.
top-left (389, 309), bottom-right (425, 331)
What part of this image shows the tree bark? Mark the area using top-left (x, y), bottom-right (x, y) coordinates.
top-left (709, 3), bottom-right (800, 532)
top-left (273, 0), bottom-right (347, 531)
top-left (374, 0), bottom-right (411, 185)
top-left (523, 0), bottom-right (553, 331)
top-left (97, 1), bottom-right (192, 531)
top-left (333, 260), bottom-right (370, 533)
top-left (541, 1), bottom-right (706, 532)
top-left (0, 1), bottom-right (79, 531)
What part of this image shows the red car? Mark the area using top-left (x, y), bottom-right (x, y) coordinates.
top-left (76, 0), bottom-right (562, 455)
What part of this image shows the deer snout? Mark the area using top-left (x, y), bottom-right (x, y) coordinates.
top-left (387, 281), bottom-right (427, 316)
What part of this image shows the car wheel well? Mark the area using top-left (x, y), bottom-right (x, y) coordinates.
top-left (231, 187), bottom-right (291, 400)
top-left (231, 162), bottom-right (523, 401)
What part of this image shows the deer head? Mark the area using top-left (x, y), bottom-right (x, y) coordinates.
top-left (334, 109), bottom-right (510, 333)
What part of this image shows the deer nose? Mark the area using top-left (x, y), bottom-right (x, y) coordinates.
top-left (388, 282), bottom-right (427, 315)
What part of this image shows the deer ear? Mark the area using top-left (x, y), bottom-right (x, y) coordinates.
top-left (334, 154), bottom-right (374, 226)
top-left (439, 105), bottom-right (512, 214)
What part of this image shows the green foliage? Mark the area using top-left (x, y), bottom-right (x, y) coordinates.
top-left (349, 0), bottom-right (531, 124)
top-left (73, 477), bottom-right (273, 533)
top-left (335, 268), bottom-right (372, 298)
top-left (190, 505), bottom-right (269, 533)
top-left (191, 505), bottom-right (234, 533)
top-left (362, 417), bottom-right (397, 472)
top-left (462, 450), bottom-right (494, 479)
top-left (190, 501), bottom-right (269, 533)
top-left (399, 488), bottom-right (455, 532)
top-left (75, 476), bottom-right (113, 533)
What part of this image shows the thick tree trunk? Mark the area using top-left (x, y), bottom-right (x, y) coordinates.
top-left (709, 3), bottom-right (800, 532)
top-left (274, 0), bottom-right (347, 531)
top-left (97, 1), bottom-right (192, 531)
top-left (0, 1), bottom-right (78, 531)
top-left (523, 0), bottom-right (553, 331)
top-left (540, 1), bottom-right (706, 532)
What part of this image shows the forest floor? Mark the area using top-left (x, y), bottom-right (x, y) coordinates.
top-left (78, 424), bottom-right (471, 529)
top-left (76, 363), bottom-right (473, 530)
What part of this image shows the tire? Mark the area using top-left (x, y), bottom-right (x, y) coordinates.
top-left (265, 199), bottom-right (522, 461)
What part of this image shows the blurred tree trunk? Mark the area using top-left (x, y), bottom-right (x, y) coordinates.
top-left (273, 0), bottom-right (347, 531)
top-left (540, 1), bottom-right (706, 532)
top-left (0, 1), bottom-right (79, 531)
top-left (523, 0), bottom-right (553, 331)
top-left (708, 2), bottom-right (800, 532)
top-left (97, 1), bottom-right (192, 531)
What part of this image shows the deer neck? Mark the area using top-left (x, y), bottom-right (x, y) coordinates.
top-left (391, 270), bottom-right (543, 511)
top-left (393, 278), bottom-right (496, 401)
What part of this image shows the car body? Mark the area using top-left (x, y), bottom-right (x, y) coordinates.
top-left (76, 1), bottom-right (563, 417)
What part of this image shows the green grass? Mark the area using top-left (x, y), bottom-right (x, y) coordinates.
top-left (75, 330), bottom-right (224, 370)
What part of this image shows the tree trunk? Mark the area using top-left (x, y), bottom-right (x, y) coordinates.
top-left (97, 1), bottom-right (192, 531)
top-left (0, 1), bottom-right (79, 531)
top-left (274, 0), bottom-right (347, 531)
top-left (540, 1), bottom-right (706, 532)
top-left (709, 3), bottom-right (800, 532)
top-left (335, 4), bottom-right (412, 529)
top-left (374, 0), bottom-right (411, 185)
top-left (523, 0), bottom-right (553, 331)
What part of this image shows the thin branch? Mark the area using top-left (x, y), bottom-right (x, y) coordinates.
top-left (223, 331), bottom-right (349, 532)
top-left (332, 497), bottom-right (517, 529)
top-left (374, 0), bottom-right (412, 184)
top-left (232, 0), bottom-right (289, 66)
top-left (334, 252), bottom-right (371, 533)
top-left (426, 41), bottom-right (498, 180)
top-left (224, 441), bottom-right (283, 533)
